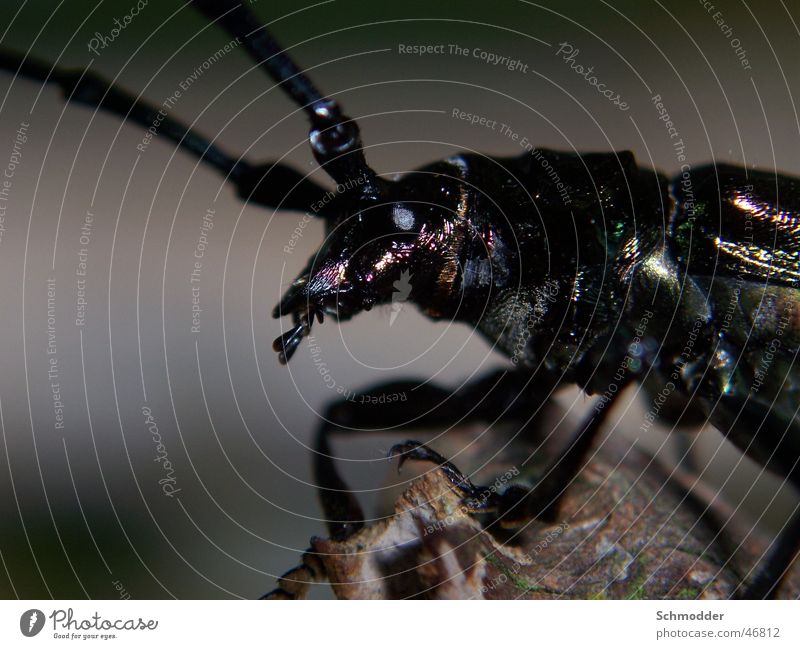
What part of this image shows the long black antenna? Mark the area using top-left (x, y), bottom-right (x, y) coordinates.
top-left (0, 49), bottom-right (337, 215)
top-left (191, 0), bottom-right (383, 201)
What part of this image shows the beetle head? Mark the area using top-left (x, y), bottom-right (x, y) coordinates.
top-left (272, 199), bottom-right (453, 363)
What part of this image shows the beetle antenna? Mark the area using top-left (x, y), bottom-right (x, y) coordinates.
top-left (191, 0), bottom-right (383, 201)
top-left (0, 48), bottom-right (340, 216)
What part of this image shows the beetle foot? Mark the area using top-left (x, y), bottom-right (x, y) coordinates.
top-left (388, 440), bottom-right (561, 527)
top-left (388, 440), bottom-right (500, 513)
top-left (262, 549), bottom-right (325, 600)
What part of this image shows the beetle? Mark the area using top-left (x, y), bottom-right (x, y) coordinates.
top-left (3, 0), bottom-right (797, 599)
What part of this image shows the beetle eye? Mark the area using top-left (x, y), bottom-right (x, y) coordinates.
top-left (391, 204), bottom-right (416, 231)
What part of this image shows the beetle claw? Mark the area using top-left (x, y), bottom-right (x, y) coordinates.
top-left (273, 309), bottom-right (319, 364)
top-left (388, 440), bottom-right (477, 494)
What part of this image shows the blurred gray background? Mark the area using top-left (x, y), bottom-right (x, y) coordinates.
top-left (0, 0), bottom-right (798, 598)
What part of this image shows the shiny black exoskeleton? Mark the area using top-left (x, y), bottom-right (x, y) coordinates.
top-left (275, 149), bottom-right (800, 493)
top-left (5, 0), bottom-right (797, 599)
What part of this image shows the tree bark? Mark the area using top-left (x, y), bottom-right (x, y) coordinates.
top-left (278, 435), bottom-right (799, 599)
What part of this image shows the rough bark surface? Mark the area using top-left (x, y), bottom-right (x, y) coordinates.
top-left (295, 438), bottom-right (799, 599)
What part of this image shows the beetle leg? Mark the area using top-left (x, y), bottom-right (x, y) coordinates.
top-left (266, 367), bottom-right (543, 599)
top-left (264, 369), bottom-right (554, 595)
top-left (696, 384), bottom-right (800, 598)
top-left (312, 369), bottom-right (555, 540)
top-left (394, 388), bottom-right (626, 525)
top-left (313, 418), bottom-right (369, 542)
top-left (736, 507), bottom-right (800, 599)
top-left (506, 388), bottom-right (627, 523)
top-left (387, 440), bottom-right (502, 512)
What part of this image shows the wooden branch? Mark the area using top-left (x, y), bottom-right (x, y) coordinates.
top-left (273, 436), bottom-right (799, 599)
